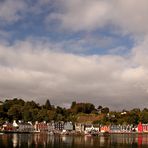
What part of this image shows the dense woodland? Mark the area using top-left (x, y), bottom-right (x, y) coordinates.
top-left (0, 98), bottom-right (148, 125)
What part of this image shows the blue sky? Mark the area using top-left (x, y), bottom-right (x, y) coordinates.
top-left (0, 0), bottom-right (134, 55)
top-left (0, 0), bottom-right (148, 109)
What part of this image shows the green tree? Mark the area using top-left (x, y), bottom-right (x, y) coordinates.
top-left (44, 99), bottom-right (52, 110)
top-left (101, 107), bottom-right (109, 114)
top-left (98, 105), bottom-right (102, 110)
top-left (24, 101), bottom-right (40, 109)
top-left (23, 110), bottom-right (32, 122)
top-left (31, 108), bottom-right (39, 122)
top-left (140, 109), bottom-right (148, 123)
top-left (7, 105), bottom-right (22, 121)
top-left (48, 110), bottom-right (56, 121)
top-left (129, 108), bottom-right (140, 125)
top-left (37, 109), bottom-right (49, 122)
top-left (84, 103), bottom-right (95, 114)
top-left (71, 101), bottom-right (76, 108)
top-left (56, 106), bottom-right (64, 114)
top-left (70, 103), bottom-right (95, 114)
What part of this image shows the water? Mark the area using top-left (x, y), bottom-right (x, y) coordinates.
top-left (0, 133), bottom-right (148, 148)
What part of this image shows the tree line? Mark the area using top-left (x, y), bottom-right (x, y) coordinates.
top-left (0, 98), bottom-right (147, 125)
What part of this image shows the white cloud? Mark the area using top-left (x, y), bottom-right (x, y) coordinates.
top-left (121, 67), bottom-right (147, 81)
top-left (47, 0), bottom-right (148, 35)
top-left (1, 0), bottom-right (148, 36)
top-left (111, 0), bottom-right (148, 35)
top-left (0, 0), bottom-right (148, 109)
top-left (47, 0), bottom-right (110, 31)
top-left (0, 0), bottom-right (26, 23)
top-left (132, 36), bottom-right (148, 67)
top-left (0, 39), bottom-right (148, 109)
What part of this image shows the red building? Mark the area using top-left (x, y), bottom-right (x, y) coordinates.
top-left (138, 122), bottom-right (143, 133)
top-left (2, 122), bottom-right (15, 131)
top-left (138, 123), bottom-right (148, 133)
top-left (34, 121), bottom-right (48, 132)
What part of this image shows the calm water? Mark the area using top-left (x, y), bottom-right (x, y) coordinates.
top-left (0, 133), bottom-right (148, 148)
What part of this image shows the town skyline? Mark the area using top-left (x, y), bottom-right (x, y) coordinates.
top-left (0, 0), bottom-right (148, 109)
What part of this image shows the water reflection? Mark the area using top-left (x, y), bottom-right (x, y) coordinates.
top-left (0, 133), bottom-right (148, 148)
top-left (12, 134), bottom-right (18, 147)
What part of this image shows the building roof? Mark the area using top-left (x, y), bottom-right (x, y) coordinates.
top-left (85, 124), bottom-right (92, 128)
top-left (93, 125), bottom-right (100, 128)
top-left (18, 123), bottom-right (32, 126)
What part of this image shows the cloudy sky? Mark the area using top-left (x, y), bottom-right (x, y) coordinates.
top-left (0, 0), bottom-right (148, 109)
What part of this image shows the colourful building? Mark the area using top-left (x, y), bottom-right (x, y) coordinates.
top-left (138, 123), bottom-right (148, 133)
top-left (100, 126), bottom-right (110, 133)
top-left (34, 121), bottom-right (48, 132)
top-left (142, 124), bottom-right (148, 133)
top-left (138, 122), bottom-right (143, 133)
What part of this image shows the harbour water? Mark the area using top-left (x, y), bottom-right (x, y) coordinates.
top-left (0, 133), bottom-right (148, 148)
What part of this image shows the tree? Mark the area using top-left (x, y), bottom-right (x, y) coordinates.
top-left (37, 109), bottom-right (49, 122)
top-left (101, 107), bottom-right (109, 114)
top-left (84, 103), bottom-right (95, 114)
top-left (23, 110), bottom-right (32, 122)
top-left (48, 110), bottom-right (56, 121)
top-left (3, 98), bottom-right (25, 112)
top-left (0, 105), bottom-right (4, 117)
top-left (128, 112), bottom-right (139, 125)
top-left (98, 105), bottom-right (102, 110)
top-left (24, 101), bottom-right (40, 109)
top-left (71, 101), bottom-right (76, 108)
top-left (31, 108), bottom-right (39, 122)
top-left (44, 99), bottom-right (52, 110)
top-left (7, 105), bottom-right (22, 121)
top-left (140, 109), bottom-right (148, 123)
top-left (56, 106), bottom-right (64, 114)
top-left (70, 103), bottom-right (95, 114)
top-left (3, 100), bottom-right (14, 112)
top-left (55, 114), bottom-right (64, 121)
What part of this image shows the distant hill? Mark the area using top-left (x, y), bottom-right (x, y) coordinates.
top-left (76, 113), bottom-right (104, 124)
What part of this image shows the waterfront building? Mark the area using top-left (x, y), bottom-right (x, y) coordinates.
top-left (138, 122), bottom-right (143, 133)
top-left (54, 121), bottom-right (64, 131)
top-left (75, 123), bottom-right (85, 133)
top-left (34, 121), bottom-right (48, 132)
top-left (137, 123), bottom-right (148, 133)
top-left (142, 124), bottom-right (148, 133)
top-left (84, 124), bottom-right (92, 133)
top-left (47, 121), bottom-right (55, 132)
top-left (17, 121), bottom-right (34, 132)
top-left (110, 124), bottom-right (133, 133)
top-left (13, 120), bottom-right (18, 128)
top-left (93, 124), bottom-right (100, 131)
top-left (2, 122), bottom-right (14, 131)
top-left (110, 125), bottom-right (120, 133)
top-left (84, 124), bottom-right (100, 134)
top-left (100, 125), bottom-right (110, 133)
top-left (64, 122), bottom-right (74, 131)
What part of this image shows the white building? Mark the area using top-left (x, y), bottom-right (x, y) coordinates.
top-left (85, 124), bottom-right (100, 133)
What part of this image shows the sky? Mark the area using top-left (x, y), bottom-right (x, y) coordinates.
top-left (0, 0), bottom-right (148, 110)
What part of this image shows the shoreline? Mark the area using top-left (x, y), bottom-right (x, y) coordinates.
top-left (0, 130), bottom-right (148, 135)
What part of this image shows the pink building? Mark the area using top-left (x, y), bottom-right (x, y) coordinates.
top-left (142, 124), bottom-right (148, 133)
